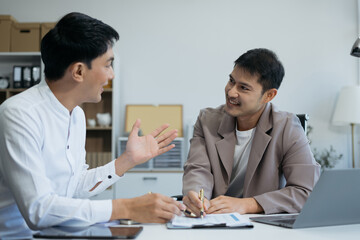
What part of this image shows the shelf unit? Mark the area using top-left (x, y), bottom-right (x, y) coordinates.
top-left (82, 88), bottom-right (114, 169)
top-left (117, 137), bottom-right (186, 171)
top-left (84, 54), bottom-right (121, 172)
top-left (115, 172), bottom-right (183, 198)
top-left (0, 88), bottom-right (27, 104)
top-left (0, 52), bottom-right (43, 104)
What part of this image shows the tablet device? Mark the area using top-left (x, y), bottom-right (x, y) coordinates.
top-left (33, 226), bottom-right (143, 239)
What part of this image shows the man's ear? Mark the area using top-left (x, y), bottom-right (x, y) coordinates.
top-left (70, 62), bottom-right (86, 83)
top-left (263, 88), bottom-right (277, 103)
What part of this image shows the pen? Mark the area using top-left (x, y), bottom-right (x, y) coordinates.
top-left (183, 209), bottom-right (197, 217)
top-left (199, 188), bottom-right (204, 219)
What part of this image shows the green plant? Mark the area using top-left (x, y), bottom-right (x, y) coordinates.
top-left (307, 125), bottom-right (343, 170)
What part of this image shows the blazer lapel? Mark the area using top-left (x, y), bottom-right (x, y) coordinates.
top-left (243, 103), bottom-right (273, 196)
top-left (215, 111), bottom-right (236, 184)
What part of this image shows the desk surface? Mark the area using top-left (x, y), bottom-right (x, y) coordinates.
top-left (3, 216), bottom-right (360, 239)
top-left (135, 220), bottom-right (360, 240)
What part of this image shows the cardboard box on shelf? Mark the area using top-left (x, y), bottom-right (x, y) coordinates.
top-left (40, 22), bottom-right (56, 40)
top-left (125, 105), bottom-right (183, 137)
top-left (11, 22), bottom-right (40, 52)
top-left (0, 15), bottom-right (16, 52)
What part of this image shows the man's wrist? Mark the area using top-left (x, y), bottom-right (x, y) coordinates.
top-left (246, 198), bottom-right (264, 214)
top-left (110, 198), bottom-right (130, 220)
top-left (114, 153), bottom-right (136, 176)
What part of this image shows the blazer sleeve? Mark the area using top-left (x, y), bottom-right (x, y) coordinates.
top-left (253, 115), bottom-right (321, 214)
top-left (182, 111), bottom-right (215, 199)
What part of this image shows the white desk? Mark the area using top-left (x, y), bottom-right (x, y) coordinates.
top-left (134, 219), bottom-right (360, 240)
top-left (4, 216), bottom-right (359, 239)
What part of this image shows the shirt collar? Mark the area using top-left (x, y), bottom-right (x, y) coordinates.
top-left (39, 80), bottom-right (71, 117)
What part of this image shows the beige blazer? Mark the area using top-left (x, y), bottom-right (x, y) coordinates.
top-left (183, 103), bottom-right (321, 214)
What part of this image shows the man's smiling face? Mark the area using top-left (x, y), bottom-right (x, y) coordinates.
top-left (224, 66), bottom-right (268, 119)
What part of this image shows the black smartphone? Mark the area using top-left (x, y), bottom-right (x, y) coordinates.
top-left (33, 226), bottom-right (143, 239)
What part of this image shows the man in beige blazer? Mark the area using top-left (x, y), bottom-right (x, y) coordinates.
top-left (182, 48), bottom-right (320, 216)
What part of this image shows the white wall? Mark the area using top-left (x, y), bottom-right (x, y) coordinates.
top-left (0, 0), bottom-right (358, 168)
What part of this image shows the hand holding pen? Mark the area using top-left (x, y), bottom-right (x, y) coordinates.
top-left (182, 189), bottom-right (210, 218)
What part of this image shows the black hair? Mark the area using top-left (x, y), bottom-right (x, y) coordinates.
top-left (41, 12), bottom-right (119, 81)
top-left (234, 48), bottom-right (285, 93)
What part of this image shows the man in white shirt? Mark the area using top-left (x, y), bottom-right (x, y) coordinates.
top-left (0, 12), bottom-right (185, 232)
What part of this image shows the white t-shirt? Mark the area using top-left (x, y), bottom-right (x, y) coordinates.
top-left (225, 127), bottom-right (255, 198)
top-left (0, 81), bottom-right (121, 230)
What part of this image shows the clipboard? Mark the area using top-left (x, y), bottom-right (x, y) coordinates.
top-left (166, 212), bottom-right (254, 229)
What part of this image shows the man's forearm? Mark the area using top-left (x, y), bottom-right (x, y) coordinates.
top-left (110, 199), bottom-right (129, 220)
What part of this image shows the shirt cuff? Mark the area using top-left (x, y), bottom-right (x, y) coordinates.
top-left (104, 160), bottom-right (122, 183)
top-left (86, 160), bottom-right (122, 196)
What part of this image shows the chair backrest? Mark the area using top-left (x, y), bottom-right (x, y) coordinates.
top-left (296, 114), bottom-right (309, 133)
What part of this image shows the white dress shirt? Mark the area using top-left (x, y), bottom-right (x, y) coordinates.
top-left (0, 81), bottom-right (121, 230)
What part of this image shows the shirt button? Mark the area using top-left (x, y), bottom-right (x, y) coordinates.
top-left (67, 145), bottom-right (69, 149)
top-left (108, 175), bottom-right (112, 179)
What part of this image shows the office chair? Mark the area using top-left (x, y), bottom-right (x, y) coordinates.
top-left (172, 114), bottom-right (309, 201)
top-left (296, 114), bottom-right (309, 133)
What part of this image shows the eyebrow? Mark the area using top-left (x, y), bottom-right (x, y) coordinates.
top-left (107, 57), bottom-right (114, 62)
